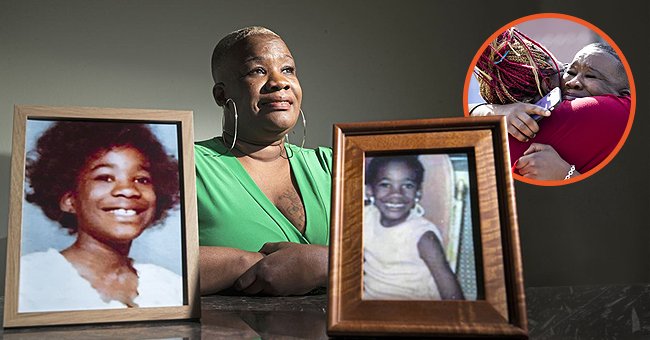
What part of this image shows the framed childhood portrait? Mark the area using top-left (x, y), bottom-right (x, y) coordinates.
top-left (3, 105), bottom-right (200, 328)
top-left (327, 116), bottom-right (527, 338)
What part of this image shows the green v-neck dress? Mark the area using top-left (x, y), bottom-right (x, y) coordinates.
top-left (195, 138), bottom-right (332, 251)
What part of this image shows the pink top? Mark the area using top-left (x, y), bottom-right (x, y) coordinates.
top-left (509, 94), bottom-right (631, 174)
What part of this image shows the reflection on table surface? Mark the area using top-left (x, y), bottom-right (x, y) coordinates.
top-left (526, 285), bottom-right (650, 339)
top-left (1, 294), bottom-right (328, 339)
top-left (3, 285), bottom-right (650, 339)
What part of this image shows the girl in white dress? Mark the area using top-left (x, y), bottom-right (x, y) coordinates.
top-left (363, 155), bottom-right (464, 300)
top-left (20, 121), bottom-right (183, 312)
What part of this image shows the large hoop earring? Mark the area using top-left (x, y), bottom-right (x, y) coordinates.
top-left (298, 109), bottom-right (307, 149)
top-left (285, 109), bottom-right (307, 149)
top-left (223, 98), bottom-right (238, 151)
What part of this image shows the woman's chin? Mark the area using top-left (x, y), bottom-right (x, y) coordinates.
top-left (263, 110), bottom-right (299, 127)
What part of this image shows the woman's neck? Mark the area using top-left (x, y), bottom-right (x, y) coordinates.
top-left (222, 133), bottom-right (288, 162)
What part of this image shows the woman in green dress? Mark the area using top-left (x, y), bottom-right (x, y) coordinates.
top-left (196, 27), bottom-right (330, 296)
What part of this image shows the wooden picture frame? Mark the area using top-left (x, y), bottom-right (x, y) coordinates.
top-left (327, 116), bottom-right (527, 338)
top-left (4, 105), bottom-right (200, 328)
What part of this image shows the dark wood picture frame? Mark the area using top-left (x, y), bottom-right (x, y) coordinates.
top-left (327, 116), bottom-right (527, 338)
top-left (4, 105), bottom-right (200, 328)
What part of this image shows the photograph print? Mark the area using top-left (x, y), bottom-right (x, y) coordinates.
top-left (19, 119), bottom-right (184, 312)
top-left (328, 117), bottom-right (527, 338)
top-left (4, 106), bottom-right (199, 328)
top-left (362, 153), bottom-right (480, 301)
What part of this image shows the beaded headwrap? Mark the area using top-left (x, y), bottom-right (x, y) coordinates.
top-left (474, 27), bottom-right (562, 104)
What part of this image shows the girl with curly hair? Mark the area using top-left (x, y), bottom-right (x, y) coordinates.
top-left (20, 120), bottom-right (183, 312)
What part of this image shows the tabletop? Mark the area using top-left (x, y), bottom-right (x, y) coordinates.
top-left (1, 285), bottom-right (649, 339)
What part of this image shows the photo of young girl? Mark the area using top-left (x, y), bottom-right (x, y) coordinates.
top-left (362, 154), bottom-right (479, 301)
top-left (18, 119), bottom-right (184, 312)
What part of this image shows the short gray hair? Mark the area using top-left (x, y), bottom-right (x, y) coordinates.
top-left (211, 26), bottom-right (280, 83)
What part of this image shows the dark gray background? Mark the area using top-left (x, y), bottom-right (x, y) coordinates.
top-left (0, 0), bottom-right (648, 290)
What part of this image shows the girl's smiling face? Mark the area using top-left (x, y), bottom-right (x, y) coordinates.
top-left (367, 160), bottom-right (421, 228)
top-left (60, 146), bottom-right (157, 245)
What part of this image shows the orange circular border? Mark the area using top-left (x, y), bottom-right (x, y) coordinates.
top-left (462, 13), bottom-right (636, 186)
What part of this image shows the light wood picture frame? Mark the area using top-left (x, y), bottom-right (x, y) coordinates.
top-left (327, 116), bottom-right (527, 338)
top-left (4, 105), bottom-right (200, 328)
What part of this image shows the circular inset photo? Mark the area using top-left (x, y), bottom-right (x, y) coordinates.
top-left (464, 13), bottom-right (635, 186)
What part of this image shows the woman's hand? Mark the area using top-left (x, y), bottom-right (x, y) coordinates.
top-left (471, 102), bottom-right (551, 142)
top-left (199, 246), bottom-right (264, 295)
top-left (516, 143), bottom-right (580, 180)
top-left (417, 231), bottom-right (464, 300)
top-left (234, 242), bottom-right (328, 296)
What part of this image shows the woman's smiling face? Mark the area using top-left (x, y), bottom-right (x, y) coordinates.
top-left (60, 146), bottom-right (157, 245)
top-left (367, 160), bottom-right (421, 228)
top-left (217, 34), bottom-right (303, 142)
